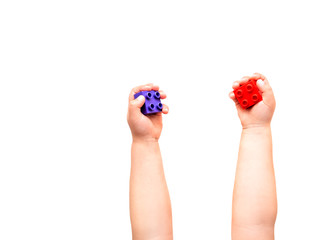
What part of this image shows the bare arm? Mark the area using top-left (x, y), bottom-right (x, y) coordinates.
top-left (229, 73), bottom-right (277, 240)
top-left (127, 84), bottom-right (172, 240)
top-left (232, 126), bottom-right (277, 239)
top-left (130, 141), bottom-right (172, 240)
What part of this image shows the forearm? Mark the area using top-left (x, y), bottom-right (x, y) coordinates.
top-left (130, 140), bottom-right (172, 240)
top-left (232, 126), bottom-right (277, 239)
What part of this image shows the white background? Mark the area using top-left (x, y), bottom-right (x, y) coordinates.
top-left (1, 0), bottom-right (319, 239)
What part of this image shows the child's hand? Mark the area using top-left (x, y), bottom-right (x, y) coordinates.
top-left (127, 83), bottom-right (169, 142)
top-left (229, 73), bottom-right (276, 129)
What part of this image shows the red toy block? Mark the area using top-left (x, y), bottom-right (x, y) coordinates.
top-left (233, 80), bottom-right (262, 109)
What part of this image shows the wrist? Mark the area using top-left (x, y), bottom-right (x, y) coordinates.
top-left (132, 136), bottom-right (159, 144)
top-left (242, 124), bottom-right (271, 135)
top-left (131, 138), bottom-right (161, 158)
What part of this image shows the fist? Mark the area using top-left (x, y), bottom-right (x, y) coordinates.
top-left (229, 73), bottom-right (276, 129)
top-left (127, 83), bottom-right (169, 142)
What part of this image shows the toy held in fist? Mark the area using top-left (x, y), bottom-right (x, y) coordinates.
top-left (134, 90), bottom-right (163, 115)
top-left (233, 80), bottom-right (262, 109)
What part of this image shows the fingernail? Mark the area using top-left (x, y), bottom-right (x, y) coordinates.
top-left (138, 95), bottom-right (144, 101)
top-left (257, 79), bottom-right (264, 87)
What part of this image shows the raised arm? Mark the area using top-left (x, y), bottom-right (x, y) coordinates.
top-left (127, 84), bottom-right (172, 240)
top-left (229, 73), bottom-right (277, 240)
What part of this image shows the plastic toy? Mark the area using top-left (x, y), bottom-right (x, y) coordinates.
top-left (233, 80), bottom-right (262, 109)
top-left (134, 90), bottom-right (163, 115)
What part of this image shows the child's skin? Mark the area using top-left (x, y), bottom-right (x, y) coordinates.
top-left (229, 73), bottom-right (277, 240)
top-left (127, 75), bottom-right (276, 240)
top-left (127, 84), bottom-right (173, 240)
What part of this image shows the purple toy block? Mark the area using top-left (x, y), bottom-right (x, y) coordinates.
top-left (134, 90), bottom-right (163, 115)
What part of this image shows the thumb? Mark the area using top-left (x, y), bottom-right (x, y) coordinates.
top-left (256, 79), bottom-right (275, 107)
top-left (129, 95), bottom-right (145, 113)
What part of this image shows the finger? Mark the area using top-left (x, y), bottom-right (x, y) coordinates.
top-left (238, 76), bottom-right (251, 85)
top-left (256, 78), bottom-right (275, 108)
top-left (162, 104), bottom-right (169, 114)
top-left (253, 73), bottom-right (271, 88)
top-left (252, 72), bottom-right (266, 80)
top-left (151, 85), bottom-right (160, 91)
top-left (229, 91), bottom-right (242, 110)
top-left (229, 91), bottom-right (236, 101)
top-left (232, 81), bottom-right (240, 89)
top-left (128, 95), bottom-right (145, 114)
top-left (256, 78), bottom-right (272, 94)
top-left (128, 83), bottom-right (153, 101)
top-left (232, 76), bottom-right (251, 90)
top-left (159, 90), bottom-right (167, 99)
